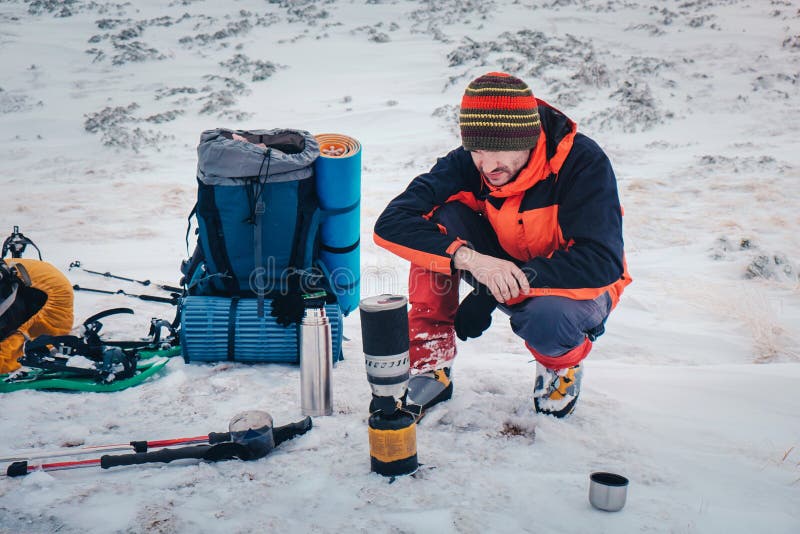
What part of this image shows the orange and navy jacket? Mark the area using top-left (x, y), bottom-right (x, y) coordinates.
top-left (374, 101), bottom-right (631, 307)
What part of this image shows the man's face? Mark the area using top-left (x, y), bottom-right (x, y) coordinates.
top-left (469, 149), bottom-right (531, 187)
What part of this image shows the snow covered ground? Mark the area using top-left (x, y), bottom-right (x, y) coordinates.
top-left (1, 0), bottom-right (799, 532)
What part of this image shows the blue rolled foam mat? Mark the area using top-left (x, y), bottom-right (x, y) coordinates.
top-left (314, 133), bottom-right (361, 315)
top-left (181, 296), bottom-right (343, 363)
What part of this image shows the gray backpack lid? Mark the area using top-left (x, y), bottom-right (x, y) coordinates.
top-left (197, 128), bottom-right (320, 184)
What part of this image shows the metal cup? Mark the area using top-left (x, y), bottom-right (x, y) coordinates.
top-left (588, 472), bottom-right (629, 512)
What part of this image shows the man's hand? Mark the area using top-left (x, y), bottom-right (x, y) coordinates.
top-left (453, 246), bottom-right (530, 303)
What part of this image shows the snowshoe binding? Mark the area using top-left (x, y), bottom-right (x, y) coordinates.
top-left (0, 308), bottom-right (178, 393)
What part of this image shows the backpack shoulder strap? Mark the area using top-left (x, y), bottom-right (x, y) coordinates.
top-left (185, 203), bottom-right (197, 256)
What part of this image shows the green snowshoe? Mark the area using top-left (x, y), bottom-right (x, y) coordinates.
top-left (0, 354), bottom-right (171, 392)
top-left (0, 308), bottom-right (179, 393)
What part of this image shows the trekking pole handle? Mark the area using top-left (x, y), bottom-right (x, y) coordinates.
top-left (99, 270), bottom-right (136, 283)
top-left (6, 461), bottom-right (29, 477)
top-left (158, 284), bottom-right (184, 293)
top-left (136, 294), bottom-right (178, 304)
top-left (72, 284), bottom-right (115, 295)
top-left (100, 444), bottom-right (212, 469)
top-left (273, 416), bottom-right (313, 446)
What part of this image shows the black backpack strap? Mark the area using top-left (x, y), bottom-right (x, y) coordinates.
top-left (289, 177), bottom-right (318, 274)
top-left (315, 200), bottom-right (360, 296)
top-left (320, 199), bottom-right (360, 217)
top-left (180, 244), bottom-right (204, 289)
top-left (254, 190), bottom-right (265, 316)
top-left (0, 281), bottom-right (19, 319)
top-left (320, 239), bottom-right (360, 255)
top-left (1, 261), bottom-right (38, 338)
top-left (184, 203), bottom-right (197, 257)
top-left (252, 150), bottom-right (272, 317)
top-left (197, 182), bottom-right (237, 294)
top-left (227, 297), bottom-right (240, 361)
top-left (9, 262), bottom-right (31, 287)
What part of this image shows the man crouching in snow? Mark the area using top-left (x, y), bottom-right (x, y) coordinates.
top-left (373, 72), bottom-right (631, 418)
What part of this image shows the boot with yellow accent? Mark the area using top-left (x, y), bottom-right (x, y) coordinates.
top-left (405, 367), bottom-right (452, 420)
top-left (533, 363), bottom-right (583, 418)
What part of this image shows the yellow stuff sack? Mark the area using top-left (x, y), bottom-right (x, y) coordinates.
top-left (0, 258), bottom-right (74, 374)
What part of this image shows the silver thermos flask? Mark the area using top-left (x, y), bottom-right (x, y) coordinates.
top-left (299, 304), bottom-right (333, 416)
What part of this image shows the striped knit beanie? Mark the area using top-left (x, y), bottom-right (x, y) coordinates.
top-left (459, 72), bottom-right (541, 151)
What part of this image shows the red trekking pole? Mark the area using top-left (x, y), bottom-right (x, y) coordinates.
top-left (2, 412), bottom-right (311, 477)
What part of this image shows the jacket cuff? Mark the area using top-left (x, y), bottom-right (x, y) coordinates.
top-left (447, 239), bottom-right (471, 273)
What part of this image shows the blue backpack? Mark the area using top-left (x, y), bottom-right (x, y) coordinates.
top-left (182, 128), bottom-right (326, 301)
top-left (179, 128), bottom-right (347, 364)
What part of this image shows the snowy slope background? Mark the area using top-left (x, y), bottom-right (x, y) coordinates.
top-left (1, 0), bottom-right (799, 532)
